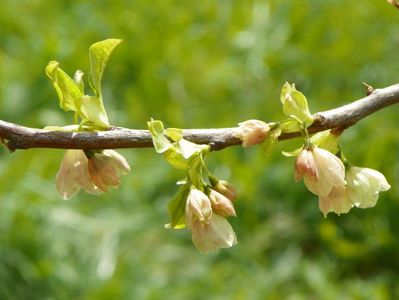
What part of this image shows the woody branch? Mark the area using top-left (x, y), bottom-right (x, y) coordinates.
top-left (1, 83), bottom-right (399, 152)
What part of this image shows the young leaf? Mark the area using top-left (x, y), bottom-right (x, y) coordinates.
top-left (164, 128), bottom-right (183, 142)
top-left (261, 128), bottom-right (282, 156)
top-left (164, 148), bottom-right (188, 170)
top-left (89, 39), bottom-right (123, 96)
top-left (166, 184), bottom-right (190, 229)
top-left (147, 119), bottom-right (173, 153)
top-left (310, 130), bottom-right (339, 154)
top-left (46, 61), bottom-right (83, 112)
top-left (280, 82), bottom-right (314, 125)
top-left (78, 95), bottom-right (110, 129)
top-left (178, 139), bottom-right (209, 159)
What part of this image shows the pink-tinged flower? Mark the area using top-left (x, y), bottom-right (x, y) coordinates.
top-left (190, 214), bottom-right (237, 253)
top-left (88, 150), bottom-right (130, 192)
top-left (213, 180), bottom-right (237, 202)
top-left (56, 150), bottom-right (98, 200)
top-left (208, 189), bottom-right (236, 217)
top-left (185, 188), bottom-right (212, 224)
top-left (295, 146), bottom-right (346, 197)
top-left (346, 166), bottom-right (391, 209)
top-left (237, 119), bottom-right (270, 148)
top-left (318, 185), bottom-right (353, 217)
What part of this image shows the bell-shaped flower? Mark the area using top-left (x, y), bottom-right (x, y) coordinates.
top-left (213, 180), bottom-right (237, 202)
top-left (318, 185), bottom-right (353, 217)
top-left (190, 214), bottom-right (237, 253)
top-left (346, 166), bottom-right (391, 208)
top-left (237, 119), bottom-right (270, 148)
top-left (295, 146), bottom-right (346, 197)
top-left (185, 188), bottom-right (212, 224)
top-left (88, 150), bottom-right (130, 192)
top-left (56, 150), bottom-right (98, 200)
top-left (208, 189), bottom-right (236, 217)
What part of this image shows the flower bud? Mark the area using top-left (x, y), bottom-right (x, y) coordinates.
top-left (346, 166), bottom-right (391, 208)
top-left (213, 180), bottom-right (237, 201)
top-left (296, 146), bottom-right (345, 197)
top-left (185, 188), bottom-right (212, 225)
top-left (208, 189), bottom-right (236, 217)
top-left (237, 119), bottom-right (270, 148)
top-left (88, 150), bottom-right (130, 192)
top-left (56, 150), bottom-right (98, 200)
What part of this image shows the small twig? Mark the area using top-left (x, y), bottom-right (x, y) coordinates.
top-left (1, 83), bottom-right (399, 151)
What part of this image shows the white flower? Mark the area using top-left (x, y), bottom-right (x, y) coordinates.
top-left (296, 146), bottom-right (346, 197)
top-left (56, 150), bottom-right (98, 200)
top-left (318, 185), bottom-right (353, 217)
top-left (88, 150), bottom-right (131, 192)
top-left (185, 188), bottom-right (212, 224)
top-left (237, 119), bottom-right (270, 148)
top-left (346, 166), bottom-right (391, 208)
top-left (190, 214), bottom-right (237, 253)
top-left (208, 189), bottom-right (236, 217)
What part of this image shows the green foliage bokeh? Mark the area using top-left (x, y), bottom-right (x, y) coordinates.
top-left (0, 1), bottom-right (398, 299)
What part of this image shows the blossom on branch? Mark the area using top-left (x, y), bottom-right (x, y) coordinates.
top-left (237, 119), bottom-right (270, 148)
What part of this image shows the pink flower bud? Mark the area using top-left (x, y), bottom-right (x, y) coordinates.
top-left (213, 180), bottom-right (237, 201)
top-left (296, 147), bottom-right (345, 197)
top-left (237, 119), bottom-right (270, 148)
top-left (88, 150), bottom-right (130, 192)
top-left (208, 189), bottom-right (236, 217)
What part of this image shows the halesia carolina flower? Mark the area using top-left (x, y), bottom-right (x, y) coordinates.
top-left (208, 189), bottom-right (236, 217)
top-left (190, 214), bottom-right (237, 253)
top-left (213, 180), bottom-right (237, 201)
top-left (88, 150), bottom-right (130, 192)
top-left (295, 146), bottom-right (346, 197)
top-left (318, 185), bottom-right (353, 217)
top-left (185, 188), bottom-right (212, 224)
top-left (237, 119), bottom-right (270, 148)
top-left (56, 150), bottom-right (98, 200)
top-left (185, 188), bottom-right (237, 253)
top-left (346, 166), bottom-right (391, 209)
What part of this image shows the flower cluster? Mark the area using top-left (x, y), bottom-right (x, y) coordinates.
top-left (185, 182), bottom-right (237, 253)
top-left (295, 144), bottom-right (390, 216)
top-left (56, 149), bottom-right (130, 200)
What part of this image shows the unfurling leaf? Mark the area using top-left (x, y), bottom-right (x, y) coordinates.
top-left (261, 128), bottom-right (282, 156)
top-left (280, 82), bottom-right (314, 125)
top-left (166, 184), bottom-right (190, 229)
top-left (147, 119), bottom-right (173, 153)
top-left (78, 95), bottom-right (110, 129)
top-left (89, 39), bottom-right (123, 96)
top-left (46, 61), bottom-right (83, 112)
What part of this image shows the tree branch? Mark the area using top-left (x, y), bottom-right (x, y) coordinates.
top-left (1, 83), bottom-right (399, 152)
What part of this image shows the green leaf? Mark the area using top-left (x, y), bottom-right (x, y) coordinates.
top-left (89, 39), bottom-right (123, 96)
top-left (164, 128), bottom-right (183, 141)
top-left (166, 184), bottom-right (190, 229)
top-left (311, 130), bottom-right (339, 154)
top-left (147, 119), bottom-right (173, 153)
top-left (43, 125), bottom-right (80, 132)
top-left (282, 148), bottom-right (302, 157)
top-left (280, 82), bottom-right (314, 125)
top-left (187, 154), bottom-right (203, 187)
top-left (45, 61), bottom-right (83, 112)
top-left (164, 148), bottom-right (187, 170)
top-left (178, 139), bottom-right (209, 159)
top-left (78, 95), bottom-right (110, 128)
top-left (280, 118), bottom-right (301, 133)
top-left (261, 128), bottom-right (282, 156)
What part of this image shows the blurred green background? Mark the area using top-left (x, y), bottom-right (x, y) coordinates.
top-left (0, 1), bottom-right (398, 299)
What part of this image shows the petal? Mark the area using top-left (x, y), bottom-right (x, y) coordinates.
top-left (313, 147), bottom-right (345, 187)
top-left (318, 185), bottom-right (353, 217)
top-left (191, 214), bottom-right (237, 253)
